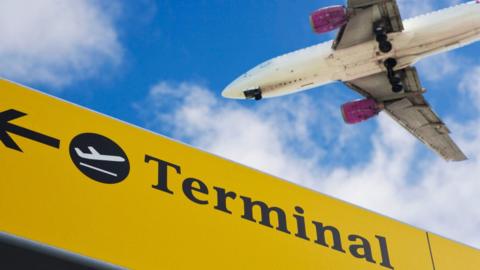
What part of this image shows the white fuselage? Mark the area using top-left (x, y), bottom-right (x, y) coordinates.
top-left (222, 1), bottom-right (480, 99)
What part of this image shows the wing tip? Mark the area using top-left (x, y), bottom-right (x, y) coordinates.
top-left (446, 153), bottom-right (468, 162)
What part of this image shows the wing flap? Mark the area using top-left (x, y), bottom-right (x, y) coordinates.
top-left (334, 7), bottom-right (378, 49)
top-left (334, 0), bottom-right (404, 49)
top-left (385, 98), bottom-right (466, 161)
top-left (347, 0), bottom-right (403, 32)
top-left (345, 67), bottom-right (467, 161)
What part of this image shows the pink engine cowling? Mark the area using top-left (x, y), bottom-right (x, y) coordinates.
top-left (310, 5), bottom-right (348, 34)
top-left (341, 99), bottom-right (381, 124)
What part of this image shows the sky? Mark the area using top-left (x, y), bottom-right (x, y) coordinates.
top-left (1, 0), bottom-right (479, 248)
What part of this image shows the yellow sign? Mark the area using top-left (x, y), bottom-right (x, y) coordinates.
top-left (0, 79), bottom-right (478, 269)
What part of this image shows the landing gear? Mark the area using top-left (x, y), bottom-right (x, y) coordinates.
top-left (379, 41), bottom-right (392, 53)
top-left (244, 88), bottom-right (263, 101)
top-left (373, 24), bottom-right (386, 35)
top-left (374, 22), bottom-right (392, 53)
top-left (384, 58), bottom-right (397, 69)
top-left (384, 58), bottom-right (403, 93)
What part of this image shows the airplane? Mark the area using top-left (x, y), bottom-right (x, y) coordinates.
top-left (74, 146), bottom-right (126, 162)
top-left (222, 0), bottom-right (480, 161)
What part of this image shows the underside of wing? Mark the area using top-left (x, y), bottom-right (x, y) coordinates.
top-left (334, 0), bottom-right (403, 49)
top-left (345, 67), bottom-right (467, 161)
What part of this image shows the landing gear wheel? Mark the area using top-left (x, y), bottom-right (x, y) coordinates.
top-left (384, 58), bottom-right (397, 69)
top-left (379, 41), bottom-right (392, 53)
top-left (374, 20), bottom-right (392, 54)
top-left (392, 84), bottom-right (403, 93)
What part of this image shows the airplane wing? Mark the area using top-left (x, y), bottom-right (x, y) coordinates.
top-left (345, 67), bottom-right (467, 161)
top-left (333, 0), bottom-right (403, 49)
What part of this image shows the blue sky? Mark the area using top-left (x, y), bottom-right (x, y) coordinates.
top-left (60, 1), bottom-right (347, 120)
top-left (1, 0), bottom-right (480, 248)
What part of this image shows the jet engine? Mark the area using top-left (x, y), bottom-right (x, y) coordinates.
top-left (341, 99), bottom-right (382, 124)
top-left (310, 5), bottom-right (348, 34)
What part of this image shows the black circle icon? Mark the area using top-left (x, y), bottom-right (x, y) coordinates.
top-left (69, 133), bottom-right (129, 184)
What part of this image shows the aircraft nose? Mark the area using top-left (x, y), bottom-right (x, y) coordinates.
top-left (221, 86), bottom-right (237, 98)
top-left (222, 77), bottom-right (246, 99)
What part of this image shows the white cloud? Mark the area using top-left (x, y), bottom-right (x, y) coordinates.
top-left (136, 79), bottom-right (480, 248)
top-left (397, 0), bottom-right (435, 18)
top-left (398, 0), bottom-right (463, 19)
top-left (415, 53), bottom-right (460, 82)
top-left (0, 0), bottom-right (122, 88)
top-left (460, 66), bottom-right (480, 109)
top-left (136, 82), bottom-right (327, 182)
top-left (320, 115), bottom-right (480, 245)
